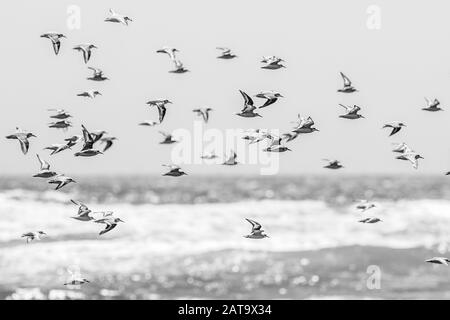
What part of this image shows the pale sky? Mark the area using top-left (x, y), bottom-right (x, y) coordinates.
top-left (1, 0), bottom-right (449, 176)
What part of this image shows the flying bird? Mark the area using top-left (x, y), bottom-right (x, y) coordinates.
top-left (359, 217), bottom-right (382, 224)
top-left (40, 32), bottom-right (66, 55)
top-left (33, 154), bottom-right (57, 178)
top-left (201, 151), bottom-right (218, 160)
top-left (261, 56), bottom-right (285, 70)
top-left (94, 216), bottom-right (125, 236)
top-left (87, 67), bottom-right (109, 81)
top-left (356, 200), bottom-right (376, 212)
top-left (244, 218), bottom-right (269, 239)
top-left (159, 131), bottom-right (178, 144)
top-left (64, 269), bottom-right (90, 286)
top-left (70, 200), bottom-right (94, 222)
top-left (338, 72), bottom-right (357, 93)
top-left (391, 142), bottom-right (412, 154)
top-left (6, 128), bottom-right (36, 155)
top-left (292, 115), bottom-right (319, 134)
top-left (281, 132), bottom-right (299, 143)
top-left (242, 129), bottom-right (272, 144)
top-left (338, 104), bottom-right (365, 119)
top-left (193, 108), bottom-right (213, 123)
top-left (48, 174), bottom-right (76, 190)
top-left (104, 8), bottom-right (133, 25)
top-left (222, 150), bottom-right (238, 166)
top-left (216, 47), bottom-right (237, 59)
top-left (396, 152), bottom-right (424, 169)
top-left (74, 125), bottom-right (103, 157)
top-left (263, 136), bottom-right (292, 153)
top-left (323, 159), bottom-right (344, 170)
top-left (73, 44), bottom-right (98, 64)
top-left (22, 231), bottom-right (46, 243)
top-left (255, 91), bottom-right (284, 109)
top-left (162, 164), bottom-right (187, 177)
top-left (425, 257), bottom-right (450, 266)
top-left (48, 109), bottom-right (72, 120)
top-left (139, 120), bottom-right (159, 127)
top-left (147, 100), bottom-right (172, 123)
top-left (48, 120), bottom-right (72, 130)
top-left (422, 97), bottom-right (443, 112)
top-left (383, 122), bottom-right (406, 136)
top-left (236, 90), bottom-right (262, 118)
top-left (77, 90), bottom-right (102, 99)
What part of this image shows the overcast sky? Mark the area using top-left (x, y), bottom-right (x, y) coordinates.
top-left (1, 0), bottom-right (449, 176)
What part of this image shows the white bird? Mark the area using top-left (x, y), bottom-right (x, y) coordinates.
top-left (73, 44), bottom-right (98, 64)
top-left (48, 109), bottom-right (72, 120)
top-left (48, 120), bottom-right (72, 130)
top-left (383, 121), bottom-right (407, 136)
top-left (292, 115), bottom-right (319, 134)
top-left (156, 47), bottom-right (179, 60)
top-left (323, 159), bottom-right (344, 170)
top-left (64, 269), bottom-right (90, 286)
top-left (422, 97), bottom-right (443, 112)
top-left (48, 174), bottom-right (76, 190)
top-left (33, 154), bottom-right (57, 178)
top-left (425, 257), bottom-right (450, 266)
top-left (162, 164), bottom-right (187, 177)
top-left (356, 200), bottom-right (376, 212)
top-left (263, 136), bottom-right (292, 153)
top-left (159, 131), bottom-right (178, 144)
top-left (255, 91), bottom-right (284, 109)
top-left (193, 108), bottom-right (213, 123)
top-left (261, 56), bottom-right (285, 70)
top-left (77, 90), bottom-right (102, 99)
top-left (169, 59), bottom-right (189, 73)
top-left (147, 100), bottom-right (172, 123)
top-left (44, 142), bottom-right (74, 155)
top-left (359, 217), bottom-right (382, 224)
top-left (40, 32), bottom-right (66, 55)
top-left (222, 150), bottom-right (238, 166)
top-left (338, 72), bottom-right (357, 93)
top-left (87, 67), bottom-right (109, 81)
top-left (5, 128), bottom-right (37, 155)
top-left (139, 120), bottom-right (159, 127)
top-left (236, 90), bottom-right (262, 118)
top-left (105, 8), bottom-right (133, 25)
top-left (396, 152), bottom-right (424, 169)
top-left (70, 200), bottom-right (94, 222)
top-left (244, 218), bottom-right (269, 239)
top-left (94, 216), bottom-right (125, 236)
top-left (216, 47), bottom-right (237, 59)
top-left (21, 231), bottom-right (46, 243)
top-left (242, 129), bottom-right (272, 144)
top-left (391, 142), bottom-right (412, 154)
top-left (74, 125), bottom-right (104, 157)
top-left (338, 104), bottom-right (365, 119)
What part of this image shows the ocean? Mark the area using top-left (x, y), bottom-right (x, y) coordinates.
top-left (1, 175), bottom-right (450, 300)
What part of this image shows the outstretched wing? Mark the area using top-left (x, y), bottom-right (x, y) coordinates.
top-left (245, 218), bottom-right (262, 232)
top-left (81, 125), bottom-right (94, 150)
top-left (36, 154), bottom-right (50, 170)
top-left (340, 72), bottom-right (352, 87)
top-left (239, 90), bottom-right (254, 107)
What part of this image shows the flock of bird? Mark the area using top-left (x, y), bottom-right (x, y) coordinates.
top-left (8, 7), bottom-right (450, 286)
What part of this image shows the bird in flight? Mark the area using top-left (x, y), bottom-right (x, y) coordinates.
top-left (22, 231), bottom-right (47, 243)
top-left (33, 154), bottom-right (57, 178)
top-left (162, 164), bottom-right (188, 177)
top-left (193, 108), bottom-right (213, 123)
top-left (40, 32), bottom-right (66, 55)
top-left (338, 72), bottom-right (357, 93)
top-left (216, 47), bottom-right (237, 59)
top-left (104, 8), bottom-right (133, 25)
top-left (147, 100), bottom-right (172, 123)
top-left (422, 97), bottom-right (443, 112)
top-left (6, 127), bottom-right (36, 155)
top-left (236, 90), bottom-right (262, 118)
top-left (244, 218), bottom-right (269, 239)
top-left (255, 91), bottom-right (284, 109)
top-left (338, 104), bottom-right (365, 119)
top-left (73, 44), bottom-right (98, 64)
top-left (383, 122), bottom-right (406, 136)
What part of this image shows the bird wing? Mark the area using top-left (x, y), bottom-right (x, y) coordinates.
top-left (102, 139), bottom-right (113, 152)
top-left (81, 125), bottom-right (94, 150)
top-left (239, 90), bottom-right (254, 107)
top-left (259, 98), bottom-right (277, 109)
top-left (18, 136), bottom-right (30, 155)
top-left (245, 218), bottom-right (262, 232)
top-left (36, 154), bottom-right (50, 170)
top-left (99, 223), bottom-right (117, 236)
top-left (157, 105), bottom-right (167, 123)
top-left (51, 37), bottom-right (61, 55)
top-left (340, 72), bottom-right (352, 86)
